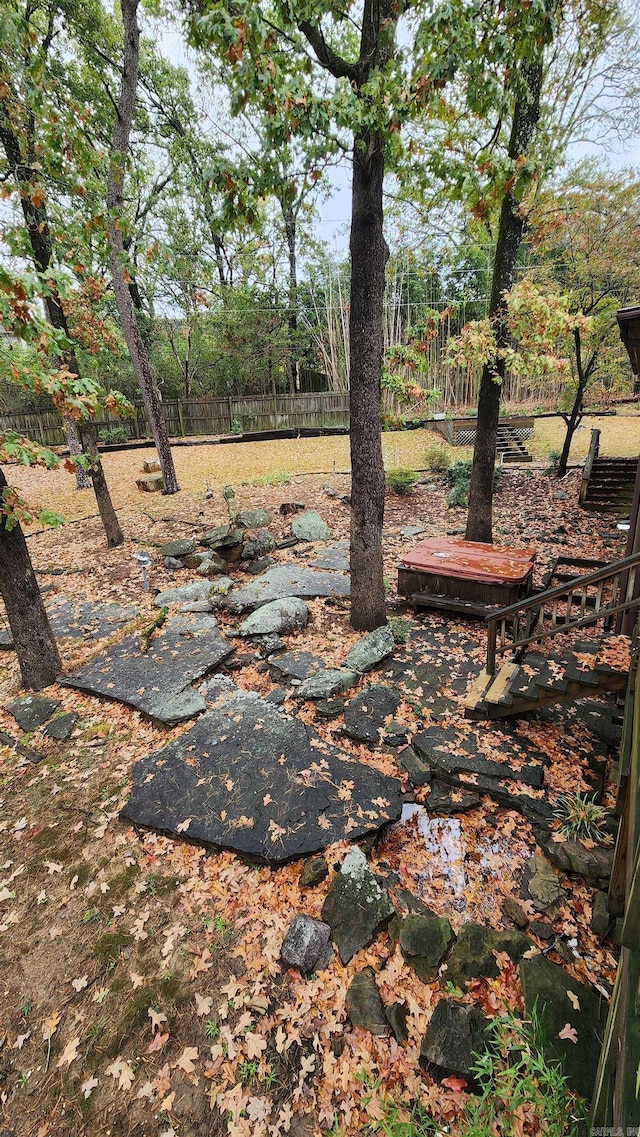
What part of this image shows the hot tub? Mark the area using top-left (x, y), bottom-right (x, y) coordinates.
top-left (398, 537), bottom-right (536, 613)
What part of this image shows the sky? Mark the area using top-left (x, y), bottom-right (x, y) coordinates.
top-left (155, 17), bottom-right (640, 260)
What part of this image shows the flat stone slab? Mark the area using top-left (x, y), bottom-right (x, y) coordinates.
top-left (7, 695), bottom-right (60, 732)
top-left (120, 690), bottom-right (402, 863)
top-left (344, 626), bottom-right (395, 674)
top-left (295, 669), bottom-right (358, 700)
top-left (222, 565), bottom-right (350, 614)
top-left (154, 581), bottom-right (217, 608)
top-left (43, 712), bottom-right (79, 741)
top-left (0, 598), bottom-right (137, 649)
top-left (268, 651), bottom-right (326, 681)
top-left (309, 543), bottom-right (350, 572)
top-left (343, 685), bottom-right (403, 746)
top-left (64, 613), bottom-right (233, 724)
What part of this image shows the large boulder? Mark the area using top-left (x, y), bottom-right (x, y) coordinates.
top-left (237, 597), bottom-right (309, 637)
top-left (237, 508), bottom-right (272, 529)
top-left (295, 669), bottom-right (358, 700)
top-left (421, 1000), bottom-right (489, 1086)
top-left (519, 954), bottom-right (606, 1099)
top-left (321, 847), bottom-right (395, 963)
top-left (445, 923), bottom-right (533, 989)
top-left (344, 626), bottom-right (395, 674)
top-left (292, 511), bottom-right (331, 542)
top-left (346, 968), bottom-right (389, 1036)
top-left (399, 914), bottom-right (455, 983)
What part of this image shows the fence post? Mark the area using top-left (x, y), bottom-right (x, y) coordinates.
top-left (227, 397), bottom-right (233, 433)
top-left (177, 399), bottom-right (186, 437)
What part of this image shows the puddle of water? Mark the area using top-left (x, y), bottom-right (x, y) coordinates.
top-left (381, 802), bottom-right (527, 924)
top-left (400, 803), bottom-right (467, 896)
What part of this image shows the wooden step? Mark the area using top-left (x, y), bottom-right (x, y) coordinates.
top-left (484, 662), bottom-right (520, 705)
top-left (411, 593), bottom-right (501, 619)
top-left (462, 669), bottom-right (495, 712)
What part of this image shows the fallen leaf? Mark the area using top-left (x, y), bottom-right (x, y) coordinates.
top-left (567, 990), bottom-right (581, 1011)
top-left (81, 1075), bottom-right (98, 1099)
top-left (56, 1036), bottom-right (80, 1068)
top-left (558, 1023), bottom-right (578, 1043)
top-left (149, 1007), bottom-right (168, 1033)
top-left (175, 1045), bottom-right (199, 1073)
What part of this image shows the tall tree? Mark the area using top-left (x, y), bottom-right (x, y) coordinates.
top-left (108, 0), bottom-right (180, 494)
top-left (465, 54), bottom-right (545, 543)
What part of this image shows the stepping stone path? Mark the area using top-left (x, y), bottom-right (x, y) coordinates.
top-left (0, 598), bottom-right (137, 650)
top-left (292, 511), bottom-right (331, 541)
top-left (321, 847), bottom-right (395, 963)
top-left (343, 685), bottom-right (403, 745)
top-left (222, 565), bottom-right (350, 613)
top-left (120, 690), bottom-right (402, 863)
top-left (7, 694), bottom-right (60, 731)
top-left (65, 613), bottom-right (233, 725)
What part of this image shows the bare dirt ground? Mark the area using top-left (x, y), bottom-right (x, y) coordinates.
top-left (0, 438), bottom-right (630, 1137)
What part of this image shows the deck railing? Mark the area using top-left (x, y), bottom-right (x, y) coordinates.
top-left (485, 550), bottom-right (640, 674)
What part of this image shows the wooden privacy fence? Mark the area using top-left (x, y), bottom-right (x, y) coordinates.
top-left (0, 391), bottom-right (351, 448)
top-left (590, 636), bottom-right (640, 1129)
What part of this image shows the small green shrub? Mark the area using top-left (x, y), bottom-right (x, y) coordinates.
top-left (388, 617), bottom-right (410, 644)
top-left (423, 440), bottom-right (451, 472)
top-left (230, 417), bottom-right (243, 435)
top-left (546, 448), bottom-right (562, 474)
top-left (553, 791), bottom-right (608, 842)
top-left (386, 468), bottom-right (419, 495)
top-left (360, 1011), bottom-right (587, 1137)
top-left (98, 425), bottom-right (130, 445)
top-left (381, 411), bottom-right (403, 431)
top-left (445, 460), bottom-right (501, 508)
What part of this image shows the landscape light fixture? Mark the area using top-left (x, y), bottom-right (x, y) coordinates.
top-left (132, 549), bottom-right (153, 591)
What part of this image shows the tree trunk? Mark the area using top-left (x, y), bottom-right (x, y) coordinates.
top-left (348, 128), bottom-right (388, 630)
top-left (557, 327), bottom-right (590, 478)
top-left (78, 422), bottom-right (125, 546)
top-left (465, 58), bottom-right (543, 543)
top-left (62, 413), bottom-right (91, 490)
top-left (108, 0), bottom-right (180, 495)
top-left (284, 208), bottom-right (299, 394)
top-left (0, 468), bottom-right (61, 689)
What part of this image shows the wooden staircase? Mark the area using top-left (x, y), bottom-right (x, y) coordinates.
top-left (579, 428), bottom-right (638, 516)
top-left (496, 423), bottom-right (533, 463)
top-left (464, 551), bottom-right (640, 720)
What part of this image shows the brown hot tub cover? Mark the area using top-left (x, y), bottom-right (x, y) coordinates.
top-left (400, 537), bottom-right (536, 585)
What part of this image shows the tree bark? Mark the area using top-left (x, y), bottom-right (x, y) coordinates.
top-left (0, 468), bottom-right (61, 690)
top-left (284, 207), bottom-right (299, 394)
top-left (465, 59), bottom-right (544, 543)
top-left (78, 422), bottom-right (125, 546)
top-left (108, 0), bottom-right (180, 495)
top-left (62, 414), bottom-right (91, 490)
top-left (348, 128), bottom-right (388, 630)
